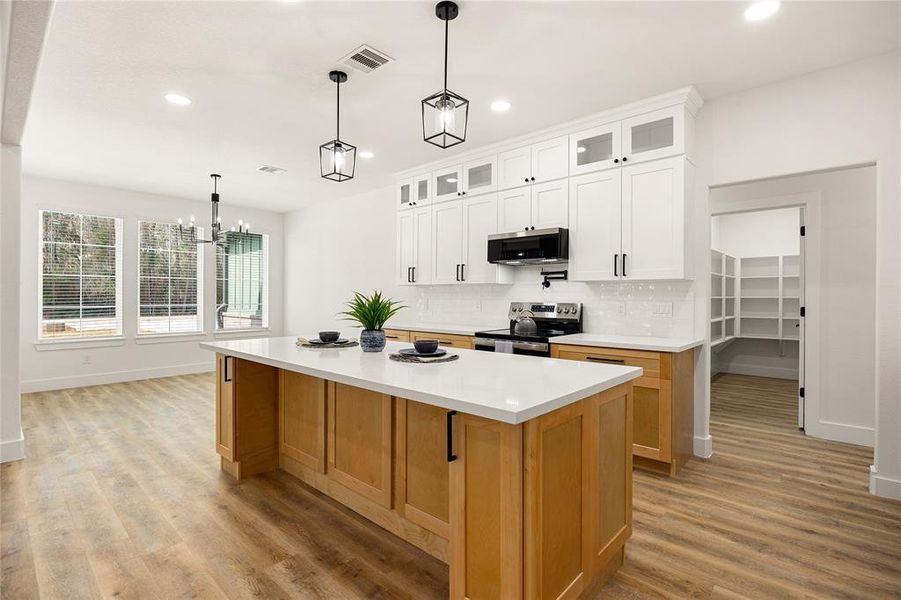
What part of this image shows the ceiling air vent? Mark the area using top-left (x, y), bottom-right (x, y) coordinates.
top-left (340, 45), bottom-right (393, 74)
top-left (257, 165), bottom-right (287, 174)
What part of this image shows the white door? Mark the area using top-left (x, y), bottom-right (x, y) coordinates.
top-left (530, 136), bottom-right (569, 183)
top-left (396, 209), bottom-right (416, 285)
top-left (412, 172), bottom-right (431, 206)
top-left (621, 105), bottom-right (684, 165)
top-left (462, 194), bottom-right (498, 284)
top-left (433, 165), bottom-right (463, 203)
top-left (621, 156), bottom-right (685, 280)
top-left (412, 206), bottom-right (432, 285)
top-left (497, 187), bottom-right (532, 233)
top-left (568, 171), bottom-right (622, 281)
top-left (431, 200), bottom-right (463, 285)
top-left (397, 178), bottom-right (413, 211)
top-left (531, 179), bottom-right (568, 230)
top-left (569, 122), bottom-right (622, 176)
top-left (497, 145), bottom-right (532, 190)
top-left (462, 155), bottom-right (497, 196)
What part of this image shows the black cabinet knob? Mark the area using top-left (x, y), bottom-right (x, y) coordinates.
top-left (524, 178), bottom-right (528, 183)
top-left (614, 158), bottom-right (620, 164)
top-left (456, 192), bottom-right (460, 196)
top-left (622, 157), bottom-right (628, 162)
top-left (524, 227), bottom-right (529, 231)
top-left (462, 191), bottom-right (466, 195)
top-left (531, 226), bottom-right (535, 230)
top-left (530, 177), bottom-right (535, 182)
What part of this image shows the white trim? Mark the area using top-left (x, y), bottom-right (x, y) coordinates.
top-left (869, 466), bottom-right (901, 500)
top-left (693, 434), bottom-right (713, 458)
top-left (20, 361), bottom-right (214, 393)
top-left (134, 332), bottom-right (206, 344)
top-left (0, 431), bottom-right (25, 463)
top-left (806, 420), bottom-right (874, 448)
top-left (33, 335), bottom-right (126, 351)
top-left (716, 362), bottom-right (799, 381)
top-left (214, 327), bottom-right (270, 339)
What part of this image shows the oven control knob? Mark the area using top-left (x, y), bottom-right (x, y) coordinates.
top-left (556, 306), bottom-right (562, 313)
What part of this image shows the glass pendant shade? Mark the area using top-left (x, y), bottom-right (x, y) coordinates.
top-left (320, 139), bottom-right (356, 182)
top-left (422, 89), bottom-right (469, 149)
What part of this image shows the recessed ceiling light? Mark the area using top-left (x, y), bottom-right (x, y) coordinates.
top-left (359, 151), bottom-right (375, 159)
top-left (164, 93), bottom-right (192, 106)
top-left (744, 1), bottom-right (780, 21)
top-left (490, 99), bottom-right (511, 113)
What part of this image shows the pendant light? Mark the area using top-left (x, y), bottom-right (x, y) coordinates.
top-left (422, 1), bottom-right (469, 149)
top-left (320, 70), bottom-right (356, 182)
top-left (178, 174), bottom-right (249, 246)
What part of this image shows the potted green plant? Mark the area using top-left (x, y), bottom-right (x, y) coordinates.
top-left (339, 291), bottom-right (405, 352)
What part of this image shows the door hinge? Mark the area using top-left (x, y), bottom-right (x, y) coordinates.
top-left (800, 225), bottom-right (806, 236)
top-left (799, 387), bottom-right (805, 398)
top-left (800, 306), bottom-right (805, 317)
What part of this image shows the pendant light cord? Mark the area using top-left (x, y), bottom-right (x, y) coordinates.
top-left (443, 18), bottom-right (448, 93)
top-left (336, 77), bottom-right (340, 142)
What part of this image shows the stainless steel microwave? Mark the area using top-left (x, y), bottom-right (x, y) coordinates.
top-left (487, 227), bottom-right (569, 265)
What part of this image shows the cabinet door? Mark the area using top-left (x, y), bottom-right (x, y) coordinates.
top-left (497, 187), bottom-right (532, 233)
top-left (433, 164), bottom-right (463, 202)
top-left (621, 156), bottom-right (685, 280)
top-left (413, 171), bottom-right (432, 206)
top-left (621, 105), bottom-right (684, 164)
top-left (568, 171), bottom-right (622, 281)
top-left (412, 206), bottom-right (433, 285)
top-left (279, 370), bottom-right (326, 473)
top-left (397, 178), bottom-right (413, 210)
top-left (462, 155), bottom-right (497, 196)
top-left (461, 194), bottom-right (498, 284)
top-left (570, 122), bottom-right (621, 176)
top-left (530, 179), bottom-right (568, 230)
top-left (396, 209), bottom-right (416, 286)
top-left (531, 135), bottom-right (569, 183)
top-left (497, 145), bottom-right (532, 190)
top-left (431, 200), bottom-right (463, 285)
top-left (632, 377), bottom-right (672, 463)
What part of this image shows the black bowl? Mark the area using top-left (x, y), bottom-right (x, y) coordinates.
top-left (318, 331), bottom-right (340, 343)
top-left (413, 339), bottom-right (440, 354)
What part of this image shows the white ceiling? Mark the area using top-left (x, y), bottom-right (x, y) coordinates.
top-left (22, 0), bottom-right (900, 213)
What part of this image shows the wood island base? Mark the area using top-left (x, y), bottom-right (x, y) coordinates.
top-left (215, 354), bottom-right (634, 599)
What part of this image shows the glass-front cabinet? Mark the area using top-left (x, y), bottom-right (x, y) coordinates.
top-left (621, 105), bottom-right (684, 164)
top-left (569, 122), bottom-right (621, 176)
top-left (412, 172), bottom-right (431, 206)
top-left (462, 155), bottom-right (497, 196)
top-left (396, 178), bottom-right (413, 210)
top-left (433, 164), bottom-right (463, 202)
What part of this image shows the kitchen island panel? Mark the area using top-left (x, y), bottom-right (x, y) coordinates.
top-left (279, 370), bottom-right (326, 473)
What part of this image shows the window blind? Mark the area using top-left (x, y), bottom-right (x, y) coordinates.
top-left (138, 221), bottom-right (202, 334)
top-left (216, 231), bottom-right (268, 330)
top-left (40, 210), bottom-right (122, 339)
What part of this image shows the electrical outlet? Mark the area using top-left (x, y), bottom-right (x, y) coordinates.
top-left (652, 302), bottom-right (673, 318)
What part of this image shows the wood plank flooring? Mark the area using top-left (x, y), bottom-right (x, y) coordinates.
top-left (2, 373), bottom-right (899, 599)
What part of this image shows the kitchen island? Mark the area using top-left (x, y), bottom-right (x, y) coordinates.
top-left (201, 336), bottom-right (642, 599)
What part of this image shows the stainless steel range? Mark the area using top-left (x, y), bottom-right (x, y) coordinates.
top-left (474, 302), bottom-right (582, 357)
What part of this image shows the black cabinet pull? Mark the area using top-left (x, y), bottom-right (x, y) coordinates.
top-left (524, 227), bottom-right (529, 231)
top-left (614, 253), bottom-right (619, 276)
top-left (622, 253), bottom-right (627, 277)
top-left (622, 157), bottom-right (628, 162)
top-left (524, 177), bottom-right (528, 183)
top-left (530, 176), bottom-right (535, 182)
top-left (455, 264), bottom-right (460, 281)
top-left (407, 267), bottom-right (412, 283)
top-left (223, 356), bottom-right (232, 382)
top-left (614, 158), bottom-right (620, 164)
top-left (586, 356), bottom-right (626, 364)
top-left (411, 266), bottom-right (416, 283)
top-left (460, 264), bottom-right (465, 281)
top-left (447, 410), bottom-right (458, 462)
top-left (530, 226), bottom-right (535, 230)
top-left (462, 191), bottom-right (466, 195)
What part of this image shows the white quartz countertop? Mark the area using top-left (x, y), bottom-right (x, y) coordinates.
top-left (201, 336), bottom-right (641, 424)
top-left (551, 333), bottom-right (704, 353)
top-left (385, 322), bottom-right (489, 336)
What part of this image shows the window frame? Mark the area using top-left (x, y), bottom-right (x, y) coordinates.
top-left (136, 219), bottom-right (205, 337)
top-left (215, 231), bottom-right (270, 333)
top-left (37, 209), bottom-right (124, 342)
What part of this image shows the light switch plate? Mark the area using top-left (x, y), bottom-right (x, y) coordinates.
top-left (652, 302), bottom-right (673, 318)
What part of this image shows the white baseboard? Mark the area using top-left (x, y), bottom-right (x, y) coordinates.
top-left (718, 363), bottom-right (798, 380)
top-left (869, 466), bottom-right (901, 500)
top-left (0, 430), bottom-right (25, 463)
top-left (805, 420), bottom-right (874, 447)
top-left (693, 434), bottom-right (713, 458)
top-left (21, 362), bottom-right (214, 393)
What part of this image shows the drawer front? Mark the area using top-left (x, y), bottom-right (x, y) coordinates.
top-left (384, 328), bottom-right (411, 343)
top-left (411, 331), bottom-right (474, 350)
top-left (553, 345), bottom-right (666, 380)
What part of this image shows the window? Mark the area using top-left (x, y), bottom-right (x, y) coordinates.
top-left (138, 221), bottom-right (202, 334)
top-left (216, 231), bottom-right (268, 330)
top-left (39, 210), bottom-right (122, 339)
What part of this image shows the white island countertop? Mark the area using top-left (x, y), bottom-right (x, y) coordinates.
top-left (201, 336), bottom-right (641, 424)
top-left (551, 333), bottom-right (705, 353)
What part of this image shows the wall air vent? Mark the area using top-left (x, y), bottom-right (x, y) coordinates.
top-left (257, 165), bottom-right (287, 174)
top-left (340, 45), bottom-right (393, 74)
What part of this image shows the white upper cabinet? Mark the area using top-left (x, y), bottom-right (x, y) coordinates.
top-left (530, 136), bottom-right (569, 183)
top-left (497, 180), bottom-right (568, 233)
top-left (396, 206), bottom-right (432, 285)
top-left (569, 122), bottom-right (622, 176)
top-left (397, 178), bottom-right (413, 210)
top-left (621, 105), bottom-right (685, 165)
top-left (497, 146), bottom-right (532, 190)
top-left (497, 187), bottom-right (533, 233)
top-left (433, 164), bottom-right (463, 202)
top-left (412, 172), bottom-right (431, 206)
top-left (462, 155), bottom-right (497, 196)
top-left (431, 200), bottom-right (463, 285)
top-left (461, 194), bottom-right (502, 284)
top-left (621, 156), bottom-right (687, 280)
top-left (412, 206), bottom-right (433, 285)
top-left (568, 170), bottom-right (623, 281)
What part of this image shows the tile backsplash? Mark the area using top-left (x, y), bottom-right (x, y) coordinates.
top-left (395, 269), bottom-right (697, 338)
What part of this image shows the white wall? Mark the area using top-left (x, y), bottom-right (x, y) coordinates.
top-left (19, 175), bottom-right (285, 392)
top-left (698, 51), bottom-right (899, 498)
top-left (712, 208), bottom-right (800, 258)
top-left (1, 144), bottom-right (24, 461)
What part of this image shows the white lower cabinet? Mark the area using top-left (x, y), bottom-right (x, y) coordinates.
top-left (427, 195), bottom-right (510, 285)
top-left (569, 156), bottom-right (690, 281)
top-left (396, 206), bottom-right (432, 286)
top-left (497, 180), bottom-right (569, 234)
